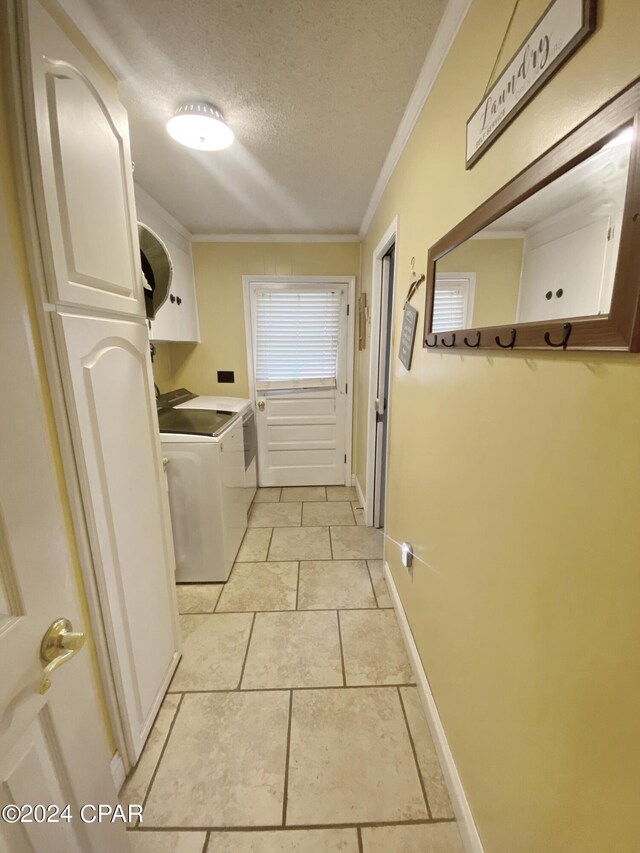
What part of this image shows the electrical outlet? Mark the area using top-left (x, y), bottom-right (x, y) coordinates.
top-left (401, 542), bottom-right (414, 580)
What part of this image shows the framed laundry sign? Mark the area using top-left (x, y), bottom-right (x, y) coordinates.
top-left (466, 0), bottom-right (597, 168)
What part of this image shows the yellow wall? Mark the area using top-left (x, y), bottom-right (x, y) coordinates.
top-left (0, 10), bottom-right (115, 754)
top-left (158, 242), bottom-right (360, 397)
top-left (356, 1), bottom-right (640, 851)
top-left (437, 238), bottom-right (523, 328)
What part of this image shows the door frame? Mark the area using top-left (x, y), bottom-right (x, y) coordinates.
top-left (4, 0), bottom-right (135, 777)
top-left (365, 217), bottom-right (398, 526)
top-left (243, 275), bottom-right (356, 487)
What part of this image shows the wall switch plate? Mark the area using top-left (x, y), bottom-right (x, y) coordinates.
top-left (401, 542), bottom-right (414, 579)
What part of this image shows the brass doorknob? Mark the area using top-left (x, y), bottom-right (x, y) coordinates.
top-left (38, 618), bottom-right (85, 694)
top-left (257, 400), bottom-right (265, 411)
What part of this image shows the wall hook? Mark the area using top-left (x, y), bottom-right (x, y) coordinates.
top-left (544, 322), bottom-right (572, 350)
top-left (464, 331), bottom-right (481, 348)
top-left (441, 333), bottom-right (456, 347)
top-left (425, 333), bottom-right (438, 347)
top-left (495, 328), bottom-right (516, 349)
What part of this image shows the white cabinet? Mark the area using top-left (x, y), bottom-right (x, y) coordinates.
top-left (26, 0), bottom-right (180, 765)
top-left (54, 311), bottom-right (181, 759)
top-left (28, 11), bottom-right (143, 317)
top-left (135, 186), bottom-right (201, 343)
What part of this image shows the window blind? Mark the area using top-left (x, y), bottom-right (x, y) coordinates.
top-left (253, 289), bottom-right (342, 390)
top-left (432, 280), bottom-right (470, 332)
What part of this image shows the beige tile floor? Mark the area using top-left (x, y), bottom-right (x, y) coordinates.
top-left (124, 488), bottom-right (462, 852)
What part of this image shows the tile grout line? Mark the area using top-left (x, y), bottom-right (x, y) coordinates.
top-left (129, 817), bottom-right (457, 833)
top-left (265, 526), bottom-right (275, 561)
top-left (357, 825), bottom-right (364, 852)
top-left (179, 605), bottom-right (384, 616)
top-left (281, 689), bottom-right (294, 826)
top-left (396, 685), bottom-right (433, 820)
top-left (166, 684), bottom-right (417, 695)
top-left (336, 610), bottom-right (347, 687)
top-left (139, 692), bottom-right (185, 820)
top-left (364, 560), bottom-right (380, 609)
top-left (328, 526), bottom-right (334, 560)
top-left (295, 561), bottom-right (301, 610)
top-left (237, 611), bottom-right (257, 689)
top-left (201, 830), bottom-right (210, 853)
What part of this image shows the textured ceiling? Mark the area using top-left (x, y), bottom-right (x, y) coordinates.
top-left (82, 0), bottom-right (447, 234)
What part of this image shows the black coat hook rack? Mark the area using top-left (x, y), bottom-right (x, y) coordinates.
top-left (441, 333), bottom-right (456, 347)
top-left (544, 322), bottom-right (572, 349)
top-left (464, 331), bottom-right (481, 348)
top-left (495, 328), bottom-right (517, 349)
top-left (425, 334), bottom-right (438, 347)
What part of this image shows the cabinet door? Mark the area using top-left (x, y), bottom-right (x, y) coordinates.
top-left (25, 0), bottom-right (144, 316)
top-left (172, 244), bottom-right (201, 343)
top-left (149, 241), bottom-right (200, 343)
top-left (54, 311), bottom-right (180, 761)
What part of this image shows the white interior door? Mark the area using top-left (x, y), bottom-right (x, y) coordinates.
top-left (246, 279), bottom-right (354, 487)
top-left (0, 140), bottom-right (128, 852)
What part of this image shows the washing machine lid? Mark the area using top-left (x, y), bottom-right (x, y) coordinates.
top-left (176, 395), bottom-right (251, 414)
top-left (157, 407), bottom-right (238, 437)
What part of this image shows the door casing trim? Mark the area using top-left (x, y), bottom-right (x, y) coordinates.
top-left (365, 217), bottom-right (398, 526)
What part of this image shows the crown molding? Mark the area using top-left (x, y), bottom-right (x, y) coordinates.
top-left (358, 0), bottom-right (473, 239)
top-left (191, 233), bottom-right (360, 243)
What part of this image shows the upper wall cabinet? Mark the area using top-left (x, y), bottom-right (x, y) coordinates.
top-left (135, 187), bottom-right (201, 343)
top-left (424, 78), bottom-right (640, 352)
top-left (24, 0), bottom-right (144, 317)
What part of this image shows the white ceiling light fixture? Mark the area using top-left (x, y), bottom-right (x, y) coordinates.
top-left (166, 102), bottom-right (234, 151)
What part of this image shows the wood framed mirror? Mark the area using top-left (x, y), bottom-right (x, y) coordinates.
top-left (423, 77), bottom-right (640, 352)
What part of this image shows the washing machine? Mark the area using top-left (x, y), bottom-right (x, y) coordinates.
top-left (157, 389), bottom-right (257, 582)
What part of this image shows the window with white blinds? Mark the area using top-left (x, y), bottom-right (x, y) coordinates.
top-left (253, 289), bottom-right (343, 390)
top-left (432, 275), bottom-right (475, 332)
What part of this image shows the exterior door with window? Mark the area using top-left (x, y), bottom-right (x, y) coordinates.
top-left (245, 279), bottom-right (353, 487)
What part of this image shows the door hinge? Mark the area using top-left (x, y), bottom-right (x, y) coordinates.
top-left (344, 454), bottom-right (347, 463)
top-left (347, 304), bottom-right (350, 316)
top-left (345, 383), bottom-right (348, 394)
top-left (607, 226), bottom-right (614, 241)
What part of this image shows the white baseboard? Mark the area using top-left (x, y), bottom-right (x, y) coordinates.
top-left (384, 562), bottom-right (485, 853)
top-left (110, 751), bottom-right (126, 793)
top-left (354, 474), bottom-right (366, 509)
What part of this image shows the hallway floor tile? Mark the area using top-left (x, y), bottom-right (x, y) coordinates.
top-left (241, 611), bottom-right (343, 689)
top-left (297, 560), bottom-right (376, 610)
top-left (126, 491), bottom-right (462, 851)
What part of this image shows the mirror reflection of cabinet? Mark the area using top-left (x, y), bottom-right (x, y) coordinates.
top-left (425, 79), bottom-right (640, 352)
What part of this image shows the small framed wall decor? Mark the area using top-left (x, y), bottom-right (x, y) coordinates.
top-left (358, 292), bottom-right (367, 350)
top-left (399, 303), bottom-right (418, 370)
